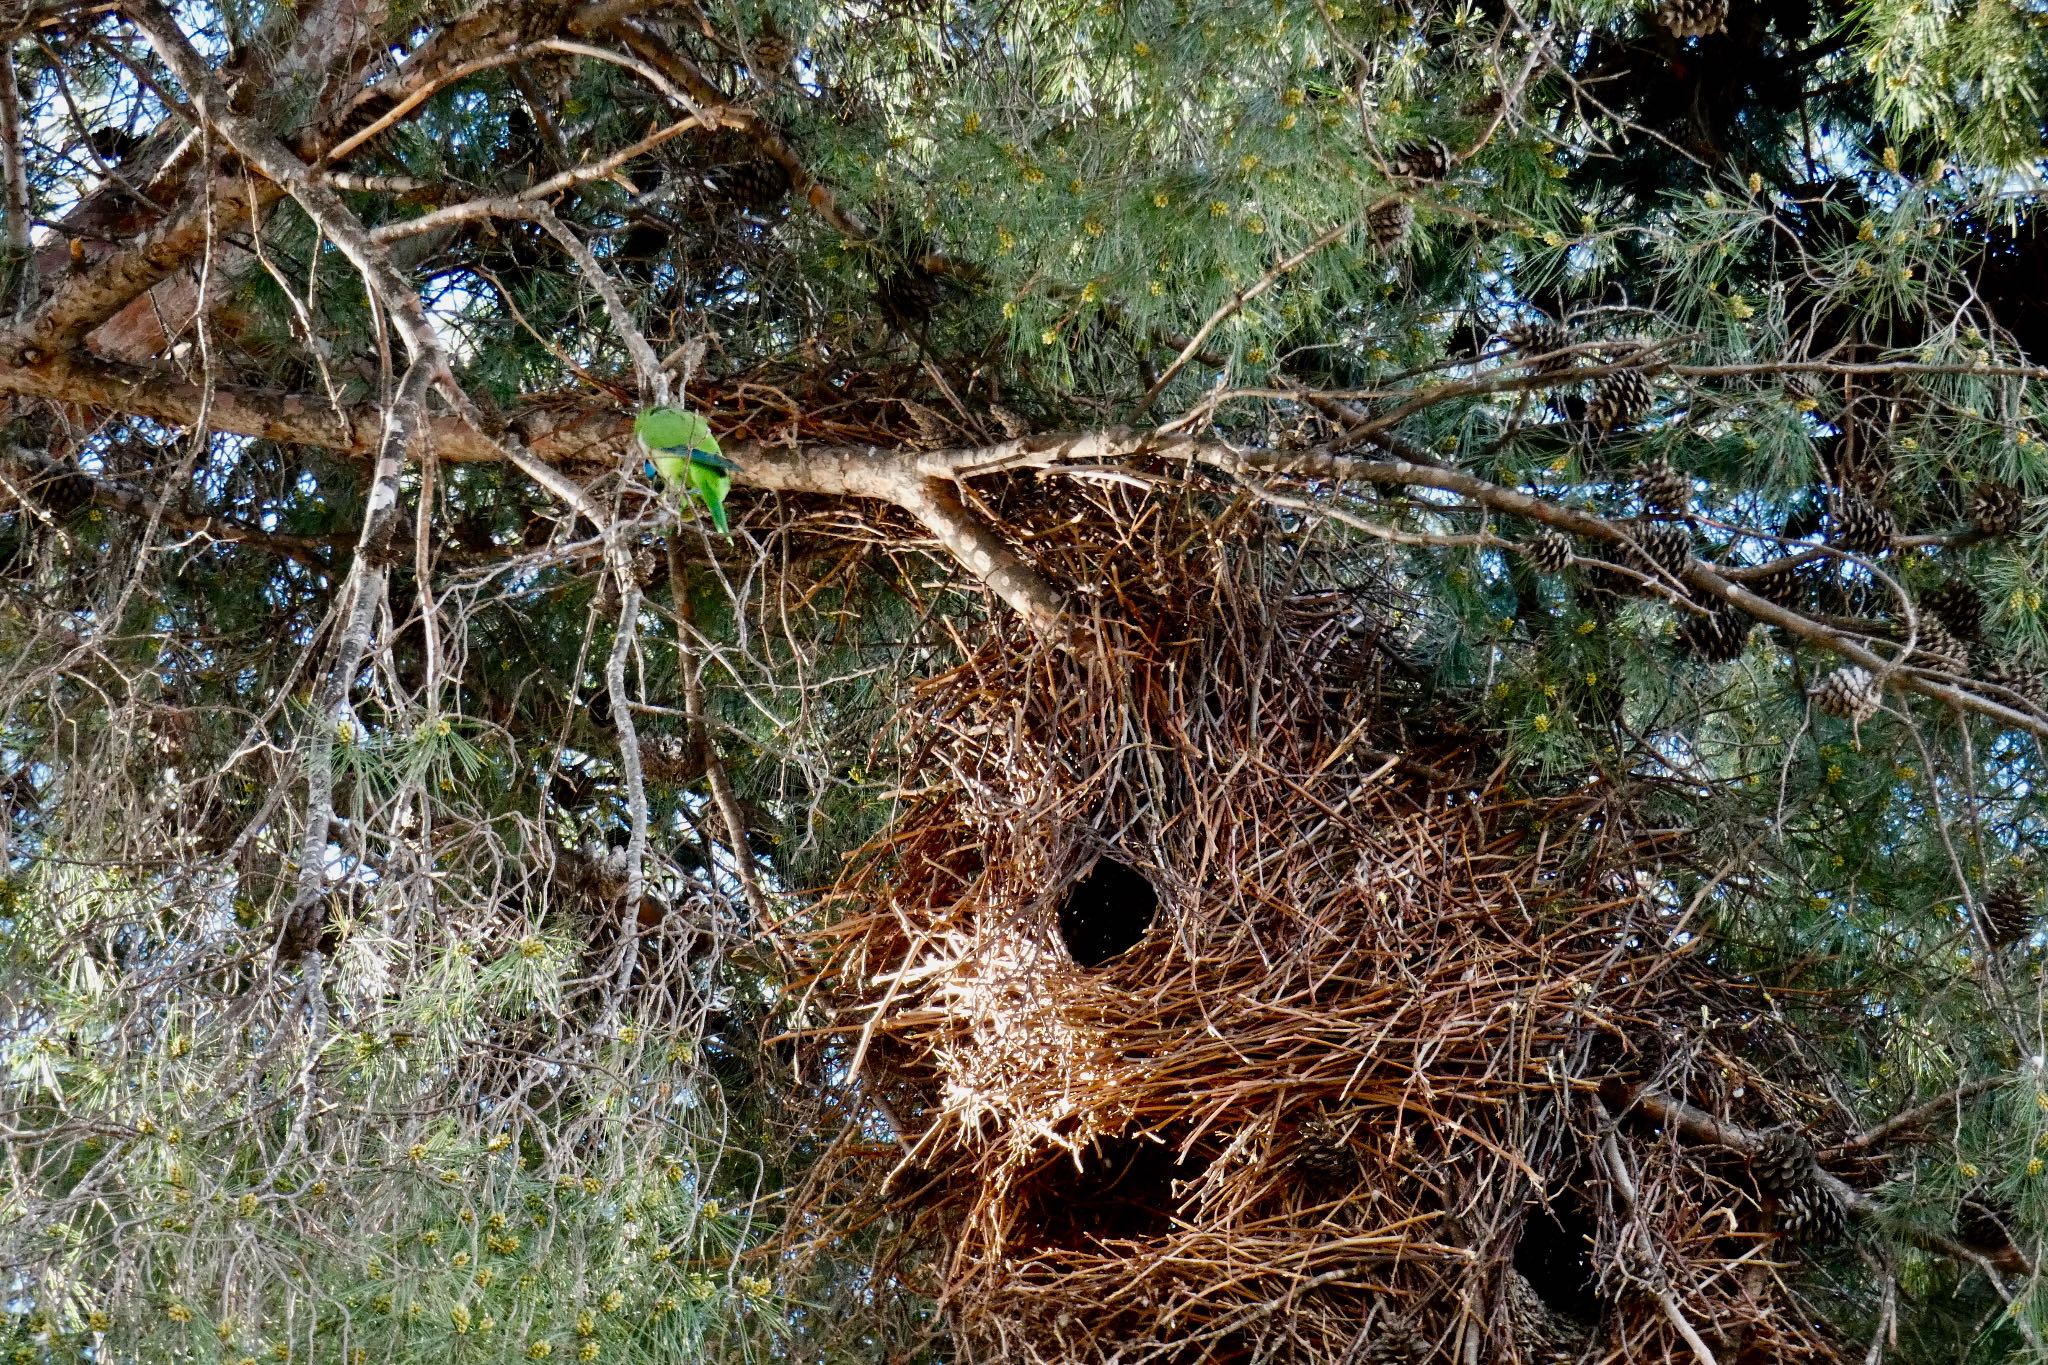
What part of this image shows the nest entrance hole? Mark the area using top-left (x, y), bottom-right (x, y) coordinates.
top-left (1016, 1133), bottom-right (1207, 1252)
top-left (1057, 857), bottom-right (1158, 967)
top-left (1513, 1184), bottom-right (1601, 1322)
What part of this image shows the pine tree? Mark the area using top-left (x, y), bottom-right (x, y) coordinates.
top-left (0, 0), bottom-right (2044, 1362)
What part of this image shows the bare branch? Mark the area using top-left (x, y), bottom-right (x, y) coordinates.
top-left (529, 202), bottom-right (667, 400)
top-left (0, 41), bottom-right (31, 301)
top-left (1836, 1078), bottom-right (2007, 1155)
top-left (1140, 218), bottom-right (1358, 411)
top-left (276, 359), bottom-right (432, 962)
top-left (0, 443), bottom-right (344, 564)
top-left (367, 114), bottom-right (729, 245)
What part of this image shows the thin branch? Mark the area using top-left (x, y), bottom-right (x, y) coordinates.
top-left (1836, 1077), bottom-right (2006, 1155)
top-left (276, 358), bottom-right (432, 961)
top-left (1139, 217), bottom-right (1357, 411)
top-left (318, 46), bottom-right (539, 165)
top-left (1594, 1126), bottom-right (1720, 1365)
top-left (528, 202), bottom-right (667, 399)
top-left (369, 115), bottom-right (730, 245)
top-left (668, 534), bottom-right (771, 924)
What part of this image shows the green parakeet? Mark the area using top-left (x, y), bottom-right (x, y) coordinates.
top-left (635, 405), bottom-right (741, 534)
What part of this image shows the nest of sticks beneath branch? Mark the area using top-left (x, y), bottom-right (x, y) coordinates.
top-left (780, 481), bottom-right (1846, 1364)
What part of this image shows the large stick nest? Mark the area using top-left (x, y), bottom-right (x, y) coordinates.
top-left (784, 479), bottom-right (1846, 1364)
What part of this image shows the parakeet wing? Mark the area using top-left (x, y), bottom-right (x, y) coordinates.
top-left (688, 448), bottom-right (742, 475)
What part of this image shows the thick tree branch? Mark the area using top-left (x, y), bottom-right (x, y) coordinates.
top-left (4, 333), bottom-right (2038, 692)
top-left (10, 178), bottom-right (270, 355)
top-left (894, 479), bottom-right (1067, 637)
top-left (20, 0), bottom-right (399, 358)
top-left (602, 567), bottom-right (652, 1007)
top-left (121, 0), bottom-right (451, 385)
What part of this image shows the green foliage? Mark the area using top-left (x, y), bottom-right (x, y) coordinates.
top-left (4, 0), bottom-right (2048, 1357)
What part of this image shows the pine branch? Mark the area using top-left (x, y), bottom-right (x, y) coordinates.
top-left (1139, 218), bottom-right (1358, 412)
top-left (11, 177), bottom-right (269, 355)
top-left (1603, 1082), bottom-right (2036, 1282)
top-left (1834, 1078), bottom-right (2008, 1155)
top-left (0, 444), bottom-right (344, 564)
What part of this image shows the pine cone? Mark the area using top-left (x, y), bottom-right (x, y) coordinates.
top-left (1970, 481), bottom-right (2025, 538)
top-left (748, 22), bottom-right (795, 78)
top-left (1745, 560), bottom-right (1807, 608)
top-left (1777, 1180), bottom-right (1849, 1245)
top-left (1922, 580), bottom-right (1986, 641)
top-left (1585, 368), bottom-right (1654, 436)
top-left (1656, 0), bottom-right (1729, 35)
top-left (33, 467), bottom-right (93, 518)
top-left (273, 895), bottom-right (331, 963)
top-left (1978, 653), bottom-right (2048, 716)
top-left (1636, 456), bottom-right (1691, 516)
top-left (703, 158), bottom-right (791, 211)
top-left (1294, 1109), bottom-right (1357, 1184)
top-left (1959, 1190), bottom-right (2021, 1264)
top-left (1676, 605), bottom-right (1751, 662)
top-left (1386, 136), bottom-right (1452, 181)
top-left (1521, 530), bottom-right (1573, 575)
top-left (1504, 319), bottom-right (1576, 376)
top-left (1620, 517), bottom-right (1692, 587)
top-left (1981, 879), bottom-right (2035, 947)
top-left (877, 260), bottom-right (948, 330)
top-left (639, 733), bottom-right (707, 786)
top-left (1368, 197), bottom-right (1414, 250)
top-left (1911, 617), bottom-right (1970, 674)
top-left (1826, 488), bottom-right (1896, 555)
top-left (1751, 1129), bottom-right (1814, 1195)
top-left (1360, 1311), bottom-right (1423, 1365)
top-left (1751, 1130), bottom-right (1849, 1246)
top-left (1507, 1270), bottom-right (1591, 1363)
top-left (1811, 666), bottom-right (1882, 724)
